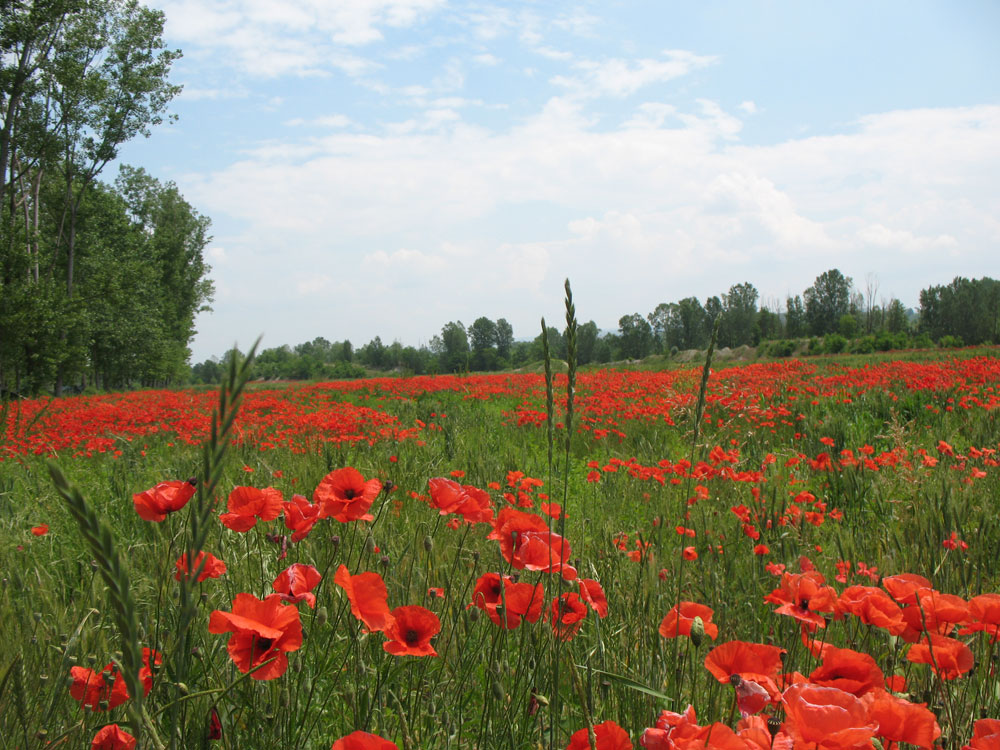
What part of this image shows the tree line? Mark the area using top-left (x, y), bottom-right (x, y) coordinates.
top-left (1, 0), bottom-right (212, 396)
top-left (194, 271), bottom-right (1000, 384)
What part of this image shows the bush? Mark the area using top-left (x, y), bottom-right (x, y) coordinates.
top-left (938, 335), bottom-right (964, 348)
top-left (913, 333), bottom-right (935, 349)
top-left (766, 340), bottom-right (795, 357)
top-left (851, 335), bottom-right (876, 354)
top-left (823, 333), bottom-right (848, 354)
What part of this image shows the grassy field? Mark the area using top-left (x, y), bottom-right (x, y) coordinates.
top-left (2, 344), bottom-right (999, 749)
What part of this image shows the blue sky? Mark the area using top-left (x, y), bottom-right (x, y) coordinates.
top-left (120, 0), bottom-right (1000, 361)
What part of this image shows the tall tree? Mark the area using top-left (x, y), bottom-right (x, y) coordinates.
top-left (722, 282), bottom-right (759, 347)
top-left (495, 318), bottom-right (514, 361)
top-left (785, 295), bottom-right (806, 338)
top-left (440, 321), bottom-right (469, 373)
top-left (804, 269), bottom-right (853, 336)
top-left (618, 312), bottom-right (653, 359)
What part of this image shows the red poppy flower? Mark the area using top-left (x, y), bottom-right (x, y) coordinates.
top-left (704, 640), bottom-right (785, 684)
top-left (133, 479), bottom-right (196, 522)
top-left (208, 593), bottom-right (303, 680)
top-left (731, 674), bottom-right (774, 718)
top-left (659, 602), bottom-right (719, 641)
top-left (781, 683), bottom-right (877, 750)
top-left (550, 592), bottom-right (588, 641)
top-left (808, 643), bottom-right (885, 696)
top-left (469, 573), bottom-right (544, 629)
top-left (70, 648), bottom-right (159, 711)
top-left (765, 571), bottom-right (836, 630)
top-left (174, 551), bottom-right (227, 582)
top-left (959, 593), bottom-right (1000, 642)
top-left (207, 707), bottom-right (222, 740)
top-left (566, 720), bottom-right (632, 750)
top-left (70, 665), bottom-right (130, 710)
top-left (900, 590), bottom-right (969, 641)
top-left (881, 573), bottom-right (932, 605)
top-left (964, 719), bottom-right (1000, 750)
top-left (330, 731), bottom-right (400, 750)
top-left (273, 563), bottom-right (322, 608)
top-left (427, 477), bottom-right (494, 524)
top-left (219, 486), bottom-right (283, 531)
top-left (579, 579), bottom-right (609, 618)
top-left (906, 633), bottom-right (974, 679)
top-left (334, 565), bottom-right (393, 632)
top-left (314, 467), bottom-right (382, 523)
top-left (382, 605), bottom-right (440, 656)
top-left (31, 524), bottom-right (49, 536)
top-left (839, 585), bottom-right (906, 635)
top-left (737, 715), bottom-right (794, 750)
top-left (282, 493), bottom-right (322, 542)
top-left (91, 724), bottom-right (137, 750)
top-left (864, 689), bottom-right (941, 749)
top-left (683, 546), bottom-right (698, 561)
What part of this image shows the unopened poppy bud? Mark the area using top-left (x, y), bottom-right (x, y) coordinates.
top-left (384, 480), bottom-right (395, 492)
top-left (191, 647), bottom-right (201, 658)
top-left (423, 535), bottom-right (433, 552)
top-left (689, 616), bottom-right (705, 647)
top-left (331, 535), bottom-right (340, 549)
top-left (315, 606), bottom-right (328, 627)
top-left (177, 682), bottom-right (190, 695)
top-left (281, 688), bottom-right (290, 707)
top-left (33, 612), bottom-right (42, 622)
top-left (491, 679), bottom-right (505, 700)
top-left (365, 536), bottom-right (376, 554)
top-left (534, 693), bottom-right (549, 707)
top-left (469, 608), bottom-right (479, 622)
top-left (380, 555), bottom-right (390, 567)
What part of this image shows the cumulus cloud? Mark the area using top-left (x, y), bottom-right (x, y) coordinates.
top-left (552, 50), bottom-right (718, 99)
top-left (158, 0), bottom-right (444, 77)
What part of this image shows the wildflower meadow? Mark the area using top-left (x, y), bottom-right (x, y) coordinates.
top-left (2, 289), bottom-right (999, 750)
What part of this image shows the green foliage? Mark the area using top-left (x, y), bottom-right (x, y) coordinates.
top-left (805, 269), bottom-right (853, 336)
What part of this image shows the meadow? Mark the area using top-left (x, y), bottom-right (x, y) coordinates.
top-left (2, 330), bottom-right (999, 749)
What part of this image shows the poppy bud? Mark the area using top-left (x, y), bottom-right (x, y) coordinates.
top-left (177, 682), bottom-right (190, 695)
top-left (380, 555), bottom-right (390, 568)
top-left (491, 679), bottom-right (505, 700)
top-left (384, 480), bottom-right (395, 492)
top-left (469, 608), bottom-right (479, 622)
top-left (331, 535), bottom-right (340, 549)
top-left (689, 616), bottom-right (705, 647)
top-left (315, 606), bottom-right (328, 627)
top-left (33, 612), bottom-right (42, 622)
top-left (280, 687), bottom-right (290, 707)
top-left (186, 477), bottom-right (198, 486)
top-left (365, 536), bottom-right (376, 554)
top-left (423, 535), bottom-right (433, 552)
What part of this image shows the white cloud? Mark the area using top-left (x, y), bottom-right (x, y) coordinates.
top-left (552, 50), bottom-right (717, 99)
top-left (284, 114), bottom-right (353, 128)
top-left (296, 274), bottom-right (333, 295)
top-left (157, 0), bottom-right (444, 77)
top-left (185, 101), bottom-right (1000, 358)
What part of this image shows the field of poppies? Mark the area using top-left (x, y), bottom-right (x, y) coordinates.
top-left (2, 339), bottom-right (999, 749)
